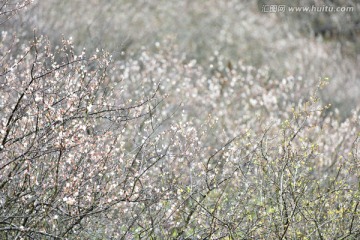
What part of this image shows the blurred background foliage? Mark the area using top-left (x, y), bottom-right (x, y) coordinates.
top-left (7, 0), bottom-right (359, 116)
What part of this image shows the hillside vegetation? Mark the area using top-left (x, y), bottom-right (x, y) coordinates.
top-left (0, 0), bottom-right (359, 239)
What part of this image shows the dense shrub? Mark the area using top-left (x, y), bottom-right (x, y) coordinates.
top-left (1, 1), bottom-right (359, 239)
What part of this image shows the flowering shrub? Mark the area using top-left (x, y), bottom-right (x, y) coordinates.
top-left (1, 1), bottom-right (359, 239)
